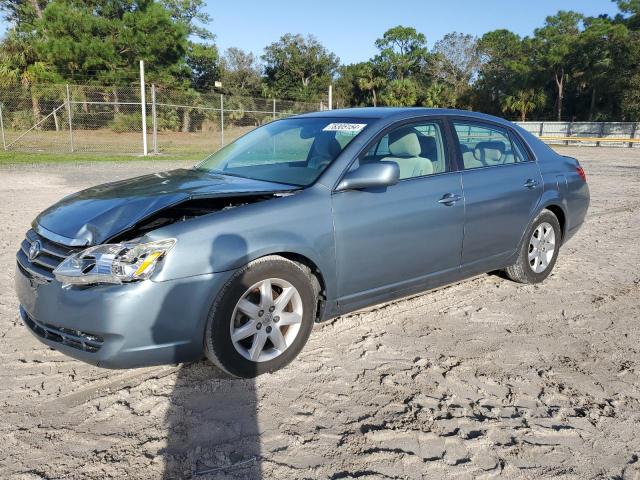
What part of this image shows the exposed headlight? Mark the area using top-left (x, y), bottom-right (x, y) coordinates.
top-left (53, 239), bottom-right (176, 286)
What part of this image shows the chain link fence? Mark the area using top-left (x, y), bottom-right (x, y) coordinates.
top-left (0, 83), bottom-right (324, 157)
top-left (3, 84), bottom-right (639, 157)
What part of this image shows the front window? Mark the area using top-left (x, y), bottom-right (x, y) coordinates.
top-left (197, 117), bottom-right (368, 187)
top-left (348, 120), bottom-right (448, 180)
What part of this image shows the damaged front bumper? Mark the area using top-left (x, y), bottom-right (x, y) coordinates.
top-left (15, 263), bottom-right (237, 368)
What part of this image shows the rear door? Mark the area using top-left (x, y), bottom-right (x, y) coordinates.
top-left (331, 118), bottom-right (465, 310)
top-left (450, 120), bottom-right (543, 270)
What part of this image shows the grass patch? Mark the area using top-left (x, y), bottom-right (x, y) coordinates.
top-left (0, 125), bottom-right (253, 166)
top-left (0, 151), bottom-right (206, 166)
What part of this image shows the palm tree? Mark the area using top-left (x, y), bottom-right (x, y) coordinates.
top-left (421, 83), bottom-right (456, 108)
top-left (0, 32), bottom-right (56, 126)
top-left (357, 64), bottom-right (384, 107)
top-left (502, 89), bottom-right (546, 122)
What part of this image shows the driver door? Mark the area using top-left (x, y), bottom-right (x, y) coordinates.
top-left (331, 119), bottom-right (465, 311)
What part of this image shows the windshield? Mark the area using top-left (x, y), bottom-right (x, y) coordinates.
top-left (196, 117), bottom-right (368, 187)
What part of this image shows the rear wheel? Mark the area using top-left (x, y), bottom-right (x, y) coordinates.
top-left (204, 255), bottom-right (317, 378)
top-left (504, 209), bottom-right (561, 284)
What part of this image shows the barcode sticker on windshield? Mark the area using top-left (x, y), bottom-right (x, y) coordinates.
top-left (322, 123), bottom-right (367, 133)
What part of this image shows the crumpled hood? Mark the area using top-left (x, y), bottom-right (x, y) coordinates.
top-left (34, 168), bottom-right (295, 246)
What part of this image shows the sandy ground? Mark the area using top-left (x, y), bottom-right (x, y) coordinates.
top-left (0, 147), bottom-right (639, 480)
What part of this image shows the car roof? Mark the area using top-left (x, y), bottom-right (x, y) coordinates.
top-left (295, 107), bottom-right (515, 127)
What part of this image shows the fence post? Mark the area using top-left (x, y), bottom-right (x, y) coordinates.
top-left (151, 84), bottom-right (157, 154)
top-left (139, 60), bottom-right (148, 156)
top-left (0, 103), bottom-right (6, 151)
top-left (630, 123), bottom-right (637, 149)
top-left (566, 122), bottom-right (572, 146)
top-left (220, 94), bottom-right (224, 147)
top-left (272, 98), bottom-right (276, 121)
top-left (597, 122), bottom-right (605, 147)
top-left (539, 122), bottom-right (544, 137)
top-left (52, 107), bottom-right (59, 131)
top-left (65, 84), bottom-right (74, 153)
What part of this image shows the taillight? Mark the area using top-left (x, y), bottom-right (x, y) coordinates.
top-left (576, 166), bottom-right (587, 182)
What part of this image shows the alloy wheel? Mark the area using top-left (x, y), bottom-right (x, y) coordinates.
top-left (528, 221), bottom-right (556, 274)
top-left (229, 278), bottom-right (303, 362)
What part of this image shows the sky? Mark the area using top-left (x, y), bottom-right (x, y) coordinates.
top-left (206, 0), bottom-right (621, 64)
top-left (0, 1), bottom-right (622, 64)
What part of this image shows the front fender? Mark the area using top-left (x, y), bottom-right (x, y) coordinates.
top-left (144, 186), bottom-right (338, 301)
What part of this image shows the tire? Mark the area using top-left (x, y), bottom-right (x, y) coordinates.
top-left (204, 255), bottom-right (317, 378)
top-left (504, 209), bottom-right (561, 284)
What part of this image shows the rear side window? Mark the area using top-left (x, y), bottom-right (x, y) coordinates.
top-left (453, 122), bottom-right (528, 170)
top-left (509, 132), bottom-right (531, 163)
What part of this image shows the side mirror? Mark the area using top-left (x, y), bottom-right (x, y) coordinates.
top-left (336, 162), bottom-right (400, 191)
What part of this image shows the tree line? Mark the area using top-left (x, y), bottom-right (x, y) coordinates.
top-left (1, 0), bottom-right (640, 123)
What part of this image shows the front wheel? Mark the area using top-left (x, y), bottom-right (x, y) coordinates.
top-left (504, 209), bottom-right (561, 284)
top-left (204, 255), bottom-right (317, 378)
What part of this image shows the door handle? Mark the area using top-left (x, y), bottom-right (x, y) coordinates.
top-left (524, 179), bottom-right (539, 189)
top-left (438, 193), bottom-right (462, 206)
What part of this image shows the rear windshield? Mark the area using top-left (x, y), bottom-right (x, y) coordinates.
top-left (197, 117), bottom-right (368, 186)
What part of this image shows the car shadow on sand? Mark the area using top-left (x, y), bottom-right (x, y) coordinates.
top-left (157, 233), bottom-right (262, 479)
top-left (162, 363), bottom-right (261, 479)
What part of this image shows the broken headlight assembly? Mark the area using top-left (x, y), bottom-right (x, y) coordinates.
top-left (53, 239), bottom-right (176, 286)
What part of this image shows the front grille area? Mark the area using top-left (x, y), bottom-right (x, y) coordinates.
top-left (22, 308), bottom-right (104, 353)
top-left (16, 229), bottom-right (81, 281)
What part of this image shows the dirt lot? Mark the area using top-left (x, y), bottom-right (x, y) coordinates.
top-left (1, 147), bottom-right (639, 479)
